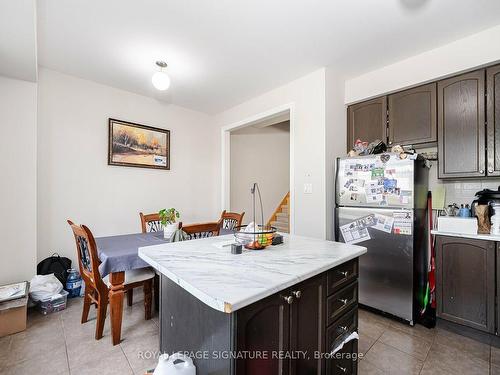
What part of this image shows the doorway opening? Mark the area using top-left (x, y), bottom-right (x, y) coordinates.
top-left (221, 105), bottom-right (294, 233)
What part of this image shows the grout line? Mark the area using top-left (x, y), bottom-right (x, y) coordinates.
top-left (119, 342), bottom-right (135, 374)
top-left (59, 313), bottom-right (72, 375)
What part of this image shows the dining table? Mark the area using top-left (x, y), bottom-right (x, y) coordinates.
top-left (95, 228), bottom-right (233, 345)
top-left (95, 230), bottom-right (169, 345)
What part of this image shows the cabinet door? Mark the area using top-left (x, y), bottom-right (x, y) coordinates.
top-left (289, 275), bottom-right (325, 375)
top-left (435, 236), bottom-right (495, 333)
top-left (236, 292), bottom-right (290, 375)
top-left (438, 70), bottom-right (486, 178)
top-left (347, 97), bottom-right (387, 151)
top-left (388, 83), bottom-right (437, 146)
top-left (487, 65), bottom-right (500, 176)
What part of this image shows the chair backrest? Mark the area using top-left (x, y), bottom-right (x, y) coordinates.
top-left (180, 222), bottom-right (220, 240)
top-left (67, 220), bottom-right (106, 291)
top-left (140, 212), bottom-right (162, 233)
top-left (219, 210), bottom-right (245, 230)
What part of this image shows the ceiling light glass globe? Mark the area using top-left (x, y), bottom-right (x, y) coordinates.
top-left (152, 71), bottom-right (171, 91)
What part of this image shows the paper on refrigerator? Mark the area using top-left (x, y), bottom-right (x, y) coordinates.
top-left (339, 215), bottom-right (375, 245)
top-left (372, 213), bottom-right (394, 233)
top-left (393, 211), bottom-right (413, 235)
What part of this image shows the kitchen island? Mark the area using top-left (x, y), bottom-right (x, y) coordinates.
top-left (139, 234), bottom-right (366, 375)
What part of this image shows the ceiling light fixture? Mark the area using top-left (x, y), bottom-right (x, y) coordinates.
top-left (152, 61), bottom-right (171, 91)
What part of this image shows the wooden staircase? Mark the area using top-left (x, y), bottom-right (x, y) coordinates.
top-left (267, 192), bottom-right (290, 233)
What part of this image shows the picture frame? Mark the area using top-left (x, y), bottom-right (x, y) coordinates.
top-left (108, 118), bottom-right (170, 170)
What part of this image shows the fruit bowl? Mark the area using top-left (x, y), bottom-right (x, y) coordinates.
top-left (234, 225), bottom-right (277, 250)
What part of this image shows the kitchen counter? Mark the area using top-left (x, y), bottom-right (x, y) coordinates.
top-left (431, 230), bottom-right (500, 242)
top-left (138, 234), bottom-right (366, 313)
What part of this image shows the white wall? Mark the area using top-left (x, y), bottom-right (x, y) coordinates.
top-left (230, 122), bottom-right (290, 224)
top-left (216, 69), bottom-right (327, 239)
top-left (325, 67), bottom-right (347, 240)
top-left (345, 24), bottom-right (500, 104)
top-left (0, 75), bottom-right (37, 284)
top-left (37, 68), bottom-right (219, 265)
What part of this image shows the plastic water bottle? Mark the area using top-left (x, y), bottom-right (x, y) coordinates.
top-left (153, 353), bottom-right (196, 375)
top-left (66, 269), bottom-right (82, 298)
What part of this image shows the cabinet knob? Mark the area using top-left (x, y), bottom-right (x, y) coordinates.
top-left (480, 169), bottom-right (485, 174)
top-left (489, 168), bottom-right (494, 174)
top-left (339, 325), bottom-right (349, 332)
top-left (336, 365), bottom-right (347, 373)
top-left (337, 270), bottom-right (349, 278)
top-left (292, 290), bottom-right (302, 299)
top-left (282, 295), bottom-right (294, 304)
top-left (388, 141), bottom-right (393, 145)
top-left (338, 298), bottom-right (349, 305)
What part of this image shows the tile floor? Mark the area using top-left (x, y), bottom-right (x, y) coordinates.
top-left (358, 308), bottom-right (497, 375)
top-left (0, 289), bottom-right (159, 375)
top-left (0, 291), bottom-right (498, 375)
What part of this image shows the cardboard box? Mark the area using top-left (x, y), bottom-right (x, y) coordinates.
top-left (0, 292), bottom-right (28, 337)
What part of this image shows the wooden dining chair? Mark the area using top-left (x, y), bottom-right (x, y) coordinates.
top-left (139, 212), bottom-right (162, 233)
top-left (180, 222), bottom-right (220, 239)
top-left (218, 210), bottom-right (245, 231)
top-left (67, 220), bottom-right (155, 340)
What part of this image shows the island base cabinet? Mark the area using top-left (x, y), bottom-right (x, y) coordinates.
top-left (160, 260), bottom-right (360, 375)
top-left (235, 274), bottom-right (326, 375)
top-left (235, 292), bottom-right (291, 375)
top-left (435, 236), bottom-right (495, 333)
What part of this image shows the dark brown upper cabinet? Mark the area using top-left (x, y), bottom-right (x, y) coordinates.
top-left (487, 65), bottom-right (500, 177)
top-left (438, 70), bottom-right (486, 178)
top-left (388, 83), bottom-right (437, 146)
top-left (347, 97), bottom-right (387, 151)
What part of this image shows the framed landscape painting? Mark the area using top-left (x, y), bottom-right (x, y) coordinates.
top-left (108, 118), bottom-right (170, 170)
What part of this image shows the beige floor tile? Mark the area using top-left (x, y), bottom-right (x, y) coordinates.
top-left (363, 341), bottom-right (423, 375)
top-left (8, 317), bottom-right (65, 365)
top-left (358, 314), bottom-right (389, 340)
top-left (358, 332), bottom-right (378, 355)
top-left (70, 348), bottom-right (134, 375)
top-left (492, 364), bottom-right (500, 375)
top-left (66, 331), bottom-right (123, 370)
top-left (1, 345), bottom-right (69, 375)
top-left (378, 326), bottom-right (431, 361)
top-left (388, 321), bottom-right (436, 343)
top-left (492, 346), bottom-right (500, 366)
top-left (358, 358), bottom-right (387, 374)
top-left (434, 328), bottom-right (490, 362)
top-left (0, 335), bottom-right (12, 368)
top-left (121, 331), bottom-right (160, 374)
top-left (424, 342), bottom-right (489, 375)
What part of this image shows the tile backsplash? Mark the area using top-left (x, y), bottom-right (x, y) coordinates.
top-left (427, 161), bottom-right (500, 207)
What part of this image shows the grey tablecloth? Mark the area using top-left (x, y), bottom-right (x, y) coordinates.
top-left (96, 231), bottom-right (170, 277)
top-left (96, 229), bottom-right (234, 277)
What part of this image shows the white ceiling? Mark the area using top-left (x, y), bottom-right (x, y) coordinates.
top-left (0, 0), bottom-right (37, 82)
top-left (19, 1), bottom-right (500, 113)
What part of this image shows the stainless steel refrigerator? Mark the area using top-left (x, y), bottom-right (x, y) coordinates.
top-left (335, 153), bottom-right (429, 325)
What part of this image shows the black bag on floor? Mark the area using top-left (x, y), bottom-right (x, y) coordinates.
top-left (37, 253), bottom-right (72, 287)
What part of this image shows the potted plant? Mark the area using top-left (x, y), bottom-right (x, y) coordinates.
top-left (159, 208), bottom-right (180, 239)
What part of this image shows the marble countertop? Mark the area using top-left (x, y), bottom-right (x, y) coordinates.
top-left (138, 234), bottom-right (366, 313)
top-left (431, 230), bottom-right (500, 242)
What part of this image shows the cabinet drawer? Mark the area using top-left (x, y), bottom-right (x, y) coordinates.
top-left (327, 259), bottom-right (358, 295)
top-left (327, 282), bottom-right (358, 326)
top-left (326, 340), bottom-right (358, 375)
top-left (326, 307), bottom-right (358, 352)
